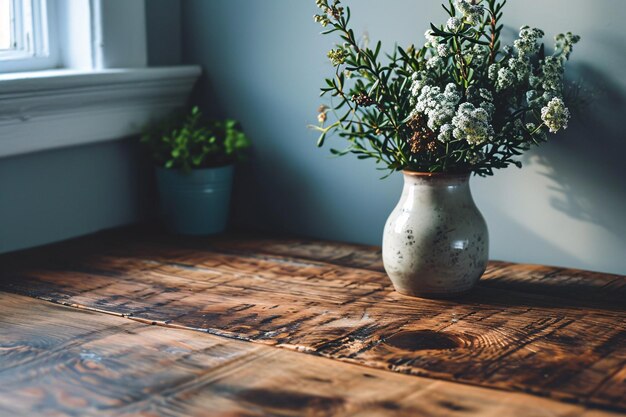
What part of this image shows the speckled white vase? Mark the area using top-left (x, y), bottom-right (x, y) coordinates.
top-left (382, 171), bottom-right (489, 298)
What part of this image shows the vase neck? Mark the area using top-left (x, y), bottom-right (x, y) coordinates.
top-left (400, 171), bottom-right (472, 204)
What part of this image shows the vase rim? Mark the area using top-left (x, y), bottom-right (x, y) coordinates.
top-left (402, 170), bottom-right (470, 179)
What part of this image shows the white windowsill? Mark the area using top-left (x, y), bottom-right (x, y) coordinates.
top-left (0, 66), bottom-right (202, 158)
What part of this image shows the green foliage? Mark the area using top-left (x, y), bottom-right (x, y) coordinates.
top-left (312, 0), bottom-right (580, 176)
top-left (141, 107), bottom-right (251, 172)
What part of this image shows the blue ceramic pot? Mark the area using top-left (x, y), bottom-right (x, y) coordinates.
top-left (155, 165), bottom-right (234, 235)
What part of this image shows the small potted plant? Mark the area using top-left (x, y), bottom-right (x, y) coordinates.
top-left (141, 107), bottom-right (250, 235)
top-left (313, 0), bottom-right (580, 297)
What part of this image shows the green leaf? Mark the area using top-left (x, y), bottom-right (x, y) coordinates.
top-left (460, 35), bottom-right (490, 46)
top-left (321, 27), bottom-right (339, 35)
top-left (430, 23), bottom-right (449, 37)
top-left (317, 131), bottom-right (327, 147)
top-left (330, 147), bottom-right (351, 156)
top-left (367, 79), bottom-right (380, 96)
top-left (374, 40), bottom-right (382, 59)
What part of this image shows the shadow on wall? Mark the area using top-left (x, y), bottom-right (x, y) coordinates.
top-left (525, 62), bottom-right (626, 253)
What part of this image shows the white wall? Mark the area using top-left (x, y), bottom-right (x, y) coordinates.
top-left (182, 0), bottom-right (626, 274)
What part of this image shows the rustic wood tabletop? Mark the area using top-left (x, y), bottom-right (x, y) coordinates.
top-left (0, 228), bottom-right (624, 416)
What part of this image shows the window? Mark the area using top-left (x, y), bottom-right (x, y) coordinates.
top-left (0, 0), bottom-right (58, 72)
top-left (0, 0), bottom-right (199, 160)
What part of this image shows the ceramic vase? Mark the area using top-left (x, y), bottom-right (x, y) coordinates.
top-left (382, 171), bottom-right (488, 297)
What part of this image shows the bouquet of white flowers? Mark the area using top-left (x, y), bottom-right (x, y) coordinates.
top-left (313, 0), bottom-right (580, 176)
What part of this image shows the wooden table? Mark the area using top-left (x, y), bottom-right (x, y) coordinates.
top-left (0, 228), bottom-right (624, 416)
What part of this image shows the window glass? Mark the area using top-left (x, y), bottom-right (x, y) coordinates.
top-left (0, 0), bottom-right (11, 50)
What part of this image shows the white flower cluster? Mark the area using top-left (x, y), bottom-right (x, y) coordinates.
top-left (524, 56), bottom-right (564, 110)
top-left (555, 32), bottom-right (581, 61)
top-left (496, 67), bottom-right (516, 91)
top-left (424, 30), bottom-right (439, 48)
top-left (437, 44), bottom-right (449, 57)
top-left (508, 58), bottom-right (530, 82)
top-left (491, 60), bottom-right (528, 93)
top-left (410, 77), bottom-right (496, 146)
top-left (410, 73), bottom-right (431, 98)
top-left (541, 97), bottom-right (570, 133)
top-left (488, 64), bottom-right (499, 81)
top-left (412, 83), bottom-right (461, 135)
top-left (468, 44), bottom-right (488, 67)
top-left (455, 0), bottom-right (484, 26)
top-left (450, 103), bottom-right (494, 145)
top-left (467, 86), bottom-right (495, 116)
top-left (427, 56), bottom-right (444, 69)
top-left (447, 17), bottom-right (462, 32)
top-left (514, 26), bottom-right (544, 57)
top-left (540, 56), bottom-right (564, 93)
top-left (486, 26), bottom-right (578, 117)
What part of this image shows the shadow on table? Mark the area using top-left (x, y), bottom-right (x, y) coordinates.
top-left (454, 278), bottom-right (625, 312)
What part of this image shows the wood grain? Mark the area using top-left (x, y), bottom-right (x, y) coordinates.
top-left (1, 228), bottom-right (625, 411)
top-left (0, 292), bottom-right (620, 417)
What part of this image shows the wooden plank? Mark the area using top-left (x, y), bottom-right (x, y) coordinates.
top-left (0, 291), bottom-right (620, 417)
top-left (1, 228), bottom-right (625, 411)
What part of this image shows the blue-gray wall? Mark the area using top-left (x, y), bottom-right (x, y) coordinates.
top-left (146, 0), bottom-right (182, 66)
top-left (0, 141), bottom-right (154, 253)
top-left (182, 0), bottom-right (626, 275)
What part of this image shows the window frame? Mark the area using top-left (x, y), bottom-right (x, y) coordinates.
top-left (0, 0), bottom-right (200, 160)
top-left (0, 0), bottom-right (59, 73)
